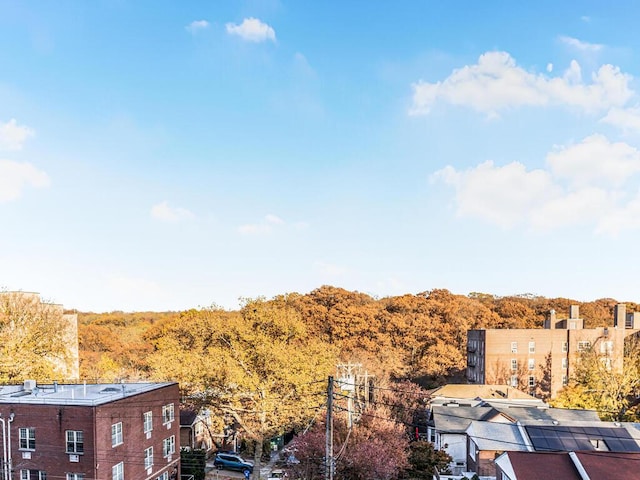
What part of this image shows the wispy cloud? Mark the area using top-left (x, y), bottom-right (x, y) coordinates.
top-left (225, 17), bottom-right (276, 43)
top-left (186, 20), bottom-right (210, 34)
top-left (314, 261), bottom-right (347, 277)
top-left (0, 119), bottom-right (35, 151)
top-left (432, 134), bottom-right (640, 235)
top-left (238, 214), bottom-right (285, 235)
top-left (410, 51), bottom-right (631, 117)
top-left (150, 201), bottom-right (195, 222)
top-left (0, 159), bottom-right (50, 203)
top-left (559, 35), bottom-right (604, 53)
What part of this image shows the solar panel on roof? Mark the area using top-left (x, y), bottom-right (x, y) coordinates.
top-left (525, 426), bottom-right (640, 453)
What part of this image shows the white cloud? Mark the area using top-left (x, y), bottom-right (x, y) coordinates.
top-left (581, 15), bottom-right (591, 23)
top-left (225, 17), bottom-right (276, 43)
top-left (432, 161), bottom-right (558, 228)
top-left (546, 63), bottom-right (554, 73)
top-left (559, 35), bottom-right (604, 53)
top-left (546, 134), bottom-right (640, 187)
top-left (238, 213), bottom-right (285, 235)
top-left (0, 159), bottom-right (50, 203)
top-left (0, 119), bottom-right (35, 150)
top-left (186, 20), bottom-right (210, 34)
top-left (410, 51), bottom-right (632, 116)
top-left (601, 106), bottom-right (640, 133)
top-left (433, 135), bottom-right (640, 235)
top-left (314, 261), bottom-right (347, 276)
top-left (150, 201), bottom-right (195, 222)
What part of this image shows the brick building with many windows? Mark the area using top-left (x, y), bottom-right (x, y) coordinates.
top-left (0, 381), bottom-right (180, 480)
top-left (467, 304), bottom-right (640, 398)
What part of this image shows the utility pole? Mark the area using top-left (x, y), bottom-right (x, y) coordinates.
top-left (325, 376), bottom-right (334, 480)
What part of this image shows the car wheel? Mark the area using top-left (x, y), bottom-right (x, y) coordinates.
top-left (243, 468), bottom-right (251, 476)
top-left (215, 465), bottom-right (223, 470)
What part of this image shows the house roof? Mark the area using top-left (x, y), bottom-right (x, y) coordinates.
top-left (488, 405), bottom-right (601, 425)
top-left (496, 451), bottom-right (582, 480)
top-left (496, 451), bottom-right (640, 480)
top-left (431, 406), bottom-right (497, 432)
top-left (525, 425), bottom-right (640, 453)
top-left (427, 384), bottom-right (539, 401)
top-left (466, 420), bottom-right (530, 452)
top-left (180, 409), bottom-right (198, 426)
top-left (0, 381), bottom-right (177, 406)
top-left (575, 451), bottom-right (640, 478)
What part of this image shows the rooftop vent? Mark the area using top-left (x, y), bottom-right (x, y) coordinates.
top-left (23, 380), bottom-right (36, 392)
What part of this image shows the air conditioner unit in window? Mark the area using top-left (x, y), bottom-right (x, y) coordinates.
top-left (69, 454), bottom-right (79, 462)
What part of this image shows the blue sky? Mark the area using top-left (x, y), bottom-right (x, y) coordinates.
top-left (2, 1), bottom-right (640, 312)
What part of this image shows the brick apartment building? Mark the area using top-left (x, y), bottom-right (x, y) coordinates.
top-left (0, 381), bottom-right (180, 480)
top-left (467, 304), bottom-right (640, 398)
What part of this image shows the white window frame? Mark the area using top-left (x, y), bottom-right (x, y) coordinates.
top-left (19, 428), bottom-right (35, 450)
top-left (163, 436), bottom-right (175, 457)
top-left (528, 375), bottom-right (535, 388)
top-left (528, 358), bottom-right (535, 370)
top-left (600, 341), bottom-right (613, 354)
top-left (528, 341), bottom-right (535, 353)
top-left (145, 446), bottom-right (154, 469)
top-left (562, 357), bottom-right (568, 369)
top-left (20, 471), bottom-right (46, 480)
top-left (562, 375), bottom-right (568, 386)
top-left (562, 341), bottom-right (568, 353)
top-left (112, 462), bottom-right (124, 480)
top-left (578, 341), bottom-right (591, 351)
top-left (511, 359), bottom-right (517, 371)
top-left (144, 411), bottom-right (153, 434)
top-left (510, 375), bottom-right (518, 387)
top-left (66, 430), bottom-right (84, 454)
top-left (157, 473), bottom-right (168, 480)
top-left (111, 422), bottom-right (123, 447)
top-left (67, 474), bottom-right (85, 480)
top-left (511, 341), bottom-right (517, 353)
top-left (162, 404), bottom-right (175, 424)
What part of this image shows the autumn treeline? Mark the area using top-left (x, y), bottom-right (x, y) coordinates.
top-left (78, 286), bottom-right (638, 385)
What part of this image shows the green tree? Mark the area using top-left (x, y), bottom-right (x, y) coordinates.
top-left (406, 440), bottom-right (452, 479)
top-left (0, 291), bottom-right (73, 382)
top-left (552, 341), bottom-right (640, 421)
top-left (147, 297), bottom-right (337, 479)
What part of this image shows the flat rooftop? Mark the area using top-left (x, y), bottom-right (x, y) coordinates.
top-left (0, 382), bottom-right (176, 406)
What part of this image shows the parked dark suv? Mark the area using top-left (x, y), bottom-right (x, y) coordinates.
top-left (213, 452), bottom-right (254, 474)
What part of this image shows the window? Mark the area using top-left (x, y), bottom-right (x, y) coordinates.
top-left (511, 359), bottom-right (517, 371)
top-left (562, 342), bottom-right (568, 353)
top-left (66, 430), bottom-right (84, 454)
top-left (144, 411), bottom-right (153, 434)
top-left (112, 462), bottom-right (124, 480)
top-left (562, 375), bottom-right (568, 386)
top-left (157, 473), bottom-right (168, 480)
top-left (19, 428), bottom-right (35, 450)
top-left (20, 471), bottom-right (46, 480)
top-left (162, 404), bottom-right (174, 424)
top-left (569, 321), bottom-right (577, 330)
top-left (163, 436), bottom-right (175, 457)
top-left (528, 376), bottom-right (535, 388)
top-left (111, 422), bottom-right (123, 447)
top-left (601, 341), bottom-right (613, 354)
top-left (528, 358), bottom-right (535, 370)
top-left (66, 475), bottom-right (84, 480)
top-left (510, 375), bottom-right (518, 387)
top-left (578, 341), bottom-right (591, 351)
top-left (528, 341), bottom-right (535, 353)
top-left (511, 341), bottom-right (518, 353)
top-left (145, 446), bottom-right (154, 469)
top-left (562, 357), bottom-right (568, 369)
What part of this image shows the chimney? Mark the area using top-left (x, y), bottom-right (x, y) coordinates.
top-left (614, 303), bottom-right (626, 328)
top-left (569, 305), bottom-right (580, 319)
top-left (544, 309), bottom-right (557, 329)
